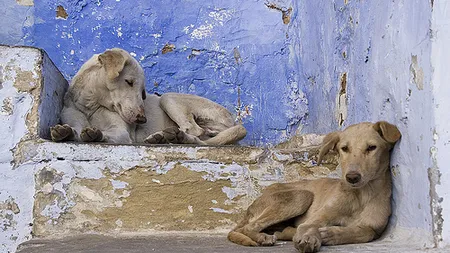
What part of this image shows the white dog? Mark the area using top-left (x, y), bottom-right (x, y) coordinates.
top-left (50, 48), bottom-right (246, 145)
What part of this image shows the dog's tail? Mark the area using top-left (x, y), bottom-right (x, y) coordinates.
top-left (227, 231), bottom-right (257, 246)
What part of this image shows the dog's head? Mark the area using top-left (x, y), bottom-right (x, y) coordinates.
top-left (318, 121), bottom-right (401, 188)
top-left (98, 48), bottom-right (147, 124)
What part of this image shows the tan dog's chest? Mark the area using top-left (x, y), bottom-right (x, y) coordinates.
top-left (294, 184), bottom-right (361, 227)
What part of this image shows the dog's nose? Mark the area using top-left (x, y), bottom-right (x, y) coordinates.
top-left (135, 114), bottom-right (147, 124)
top-left (346, 172), bottom-right (361, 184)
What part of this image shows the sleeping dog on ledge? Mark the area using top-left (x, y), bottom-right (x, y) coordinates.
top-left (51, 48), bottom-right (246, 145)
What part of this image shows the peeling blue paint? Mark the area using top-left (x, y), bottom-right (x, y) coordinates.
top-left (1, 0), bottom-right (308, 146)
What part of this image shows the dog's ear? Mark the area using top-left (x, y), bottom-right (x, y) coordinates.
top-left (98, 50), bottom-right (127, 80)
top-left (373, 121), bottom-right (401, 144)
top-left (318, 131), bottom-right (340, 165)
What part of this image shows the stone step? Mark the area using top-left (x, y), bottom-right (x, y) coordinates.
top-left (16, 233), bottom-right (448, 253)
top-left (28, 137), bottom-right (337, 237)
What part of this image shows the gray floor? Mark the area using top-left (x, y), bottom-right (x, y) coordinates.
top-left (16, 233), bottom-right (448, 253)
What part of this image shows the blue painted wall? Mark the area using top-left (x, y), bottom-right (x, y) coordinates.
top-left (0, 0), bottom-right (307, 146)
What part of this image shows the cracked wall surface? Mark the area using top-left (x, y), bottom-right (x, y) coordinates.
top-left (28, 140), bottom-right (337, 237)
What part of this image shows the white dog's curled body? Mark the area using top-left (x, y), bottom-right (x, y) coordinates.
top-left (51, 48), bottom-right (246, 145)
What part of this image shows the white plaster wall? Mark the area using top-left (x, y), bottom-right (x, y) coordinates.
top-left (431, 0), bottom-right (450, 247)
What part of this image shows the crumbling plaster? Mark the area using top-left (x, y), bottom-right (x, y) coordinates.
top-left (28, 141), bottom-right (337, 237)
top-left (0, 45), bottom-right (67, 253)
top-left (0, 46), bottom-right (42, 253)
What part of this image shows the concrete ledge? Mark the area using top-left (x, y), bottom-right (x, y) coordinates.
top-left (16, 233), bottom-right (449, 253)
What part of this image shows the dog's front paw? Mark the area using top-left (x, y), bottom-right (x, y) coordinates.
top-left (294, 234), bottom-right (321, 253)
top-left (80, 127), bottom-right (103, 142)
top-left (319, 226), bottom-right (343, 246)
top-left (50, 124), bottom-right (74, 142)
top-left (256, 233), bottom-right (277, 246)
top-left (144, 132), bottom-right (168, 144)
top-left (162, 127), bottom-right (186, 144)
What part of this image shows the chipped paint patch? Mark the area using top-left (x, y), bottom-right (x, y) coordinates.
top-left (56, 6), bottom-right (68, 20)
top-left (161, 43), bottom-right (175, 54)
top-left (236, 104), bottom-right (253, 121)
top-left (265, 2), bottom-right (292, 24)
top-left (0, 197), bottom-right (21, 216)
top-left (16, 0), bottom-right (33, 6)
top-left (110, 180), bottom-right (128, 190)
top-left (410, 55), bottom-right (424, 90)
top-left (208, 9), bottom-right (234, 26)
top-left (190, 24), bottom-right (214, 40)
top-left (1, 97), bottom-right (13, 115)
top-left (209, 207), bottom-right (233, 214)
top-left (336, 72), bottom-right (348, 127)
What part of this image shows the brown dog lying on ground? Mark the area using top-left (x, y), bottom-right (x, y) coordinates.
top-left (228, 121), bottom-right (401, 252)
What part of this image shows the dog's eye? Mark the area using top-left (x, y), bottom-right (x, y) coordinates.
top-left (142, 90), bottom-right (146, 100)
top-left (125, 79), bottom-right (134, 87)
top-left (367, 145), bottom-right (377, 152)
top-left (341, 146), bottom-right (349, 152)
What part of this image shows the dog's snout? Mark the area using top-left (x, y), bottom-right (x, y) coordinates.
top-left (346, 172), bottom-right (361, 184)
top-left (135, 114), bottom-right (147, 124)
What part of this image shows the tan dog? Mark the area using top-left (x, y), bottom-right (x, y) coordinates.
top-left (50, 48), bottom-right (246, 145)
top-left (228, 121), bottom-right (401, 252)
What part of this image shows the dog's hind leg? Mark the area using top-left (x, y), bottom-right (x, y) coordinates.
top-left (159, 95), bottom-right (205, 137)
top-left (232, 190), bottom-right (314, 246)
top-left (204, 124), bottom-right (247, 145)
